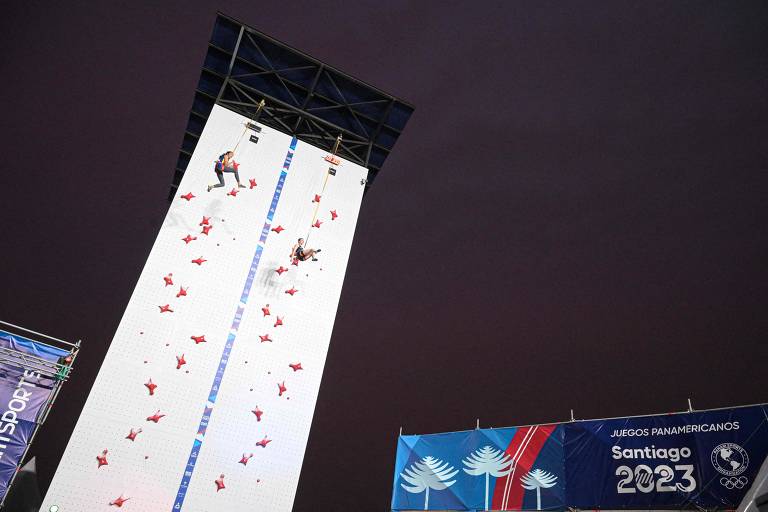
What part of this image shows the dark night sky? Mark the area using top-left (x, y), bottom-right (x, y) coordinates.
top-left (1, 1), bottom-right (767, 509)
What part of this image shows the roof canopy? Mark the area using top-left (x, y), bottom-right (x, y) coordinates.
top-left (170, 12), bottom-right (414, 199)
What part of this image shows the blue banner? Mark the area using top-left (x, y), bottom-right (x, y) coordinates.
top-left (0, 330), bottom-right (68, 499)
top-left (391, 405), bottom-right (768, 510)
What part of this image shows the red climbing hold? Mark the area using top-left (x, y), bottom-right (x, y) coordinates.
top-left (227, 188), bottom-right (239, 197)
top-left (289, 362), bottom-right (303, 372)
top-left (144, 378), bottom-right (157, 396)
top-left (274, 316), bottom-right (283, 328)
top-left (275, 266), bottom-right (288, 275)
top-left (176, 354), bottom-right (186, 369)
top-left (252, 406), bottom-right (263, 422)
top-left (146, 410), bottom-right (165, 423)
top-left (110, 495), bottom-right (130, 507)
top-left (182, 234), bottom-right (197, 244)
top-left (330, 209), bottom-right (338, 220)
top-left (201, 225), bottom-right (213, 235)
top-left (191, 335), bottom-right (206, 344)
top-left (285, 287), bottom-right (298, 296)
top-left (200, 216), bottom-right (210, 226)
top-left (271, 225), bottom-right (284, 234)
top-left (291, 258), bottom-right (299, 266)
top-left (256, 436), bottom-right (272, 448)
top-left (180, 192), bottom-right (195, 201)
top-left (192, 257), bottom-right (207, 265)
top-left (312, 219), bottom-right (323, 228)
top-left (259, 334), bottom-right (272, 343)
top-left (163, 273), bottom-right (173, 286)
top-left (261, 305), bottom-right (270, 316)
top-left (158, 304), bottom-right (173, 313)
top-left (278, 381), bottom-right (287, 396)
top-left (313, 194), bottom-right (321, 203)
top-left (249, 178), bottom-right (257, 189)
top-left (239, 453), bottom-right (254, 465)
top-left (215, 474), bottom-right (226, 492)
top-left (176, 286), bottom-right (188, 298)
top-left (97, 449), bottom-right (108, 468)
top-left (126, 428), bottom-right (142, 441)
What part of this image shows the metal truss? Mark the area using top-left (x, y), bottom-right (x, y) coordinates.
top-left (169, 12), bottom-right (414, 199)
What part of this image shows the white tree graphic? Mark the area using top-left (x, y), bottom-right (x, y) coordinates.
top-left (400, 456), bottom-right (458, 510)
top-left (520, 468), bottom-right (558, 510)
top-left (462, 445), bottom-right (513, 511)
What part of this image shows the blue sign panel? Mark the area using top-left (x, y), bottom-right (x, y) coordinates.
top-left (0, 330), bottom-right (69, 499)
top-left (391, 405), bottom-right (768, 511)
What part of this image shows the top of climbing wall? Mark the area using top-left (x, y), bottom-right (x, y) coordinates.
top-left (170, 12), bottom-right (415, 200)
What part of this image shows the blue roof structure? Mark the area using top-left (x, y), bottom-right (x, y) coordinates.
top-left (170, 12), bottom-right (414, 199)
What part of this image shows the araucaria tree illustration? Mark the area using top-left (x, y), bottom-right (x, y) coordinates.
top-left (462, 445), bottom-right (513, 511)
top-left (400, 456), bottom-right (458, 510)
top-left (520, 468), bottom-right (558, 510)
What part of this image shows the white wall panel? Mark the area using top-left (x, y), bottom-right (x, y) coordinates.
top-left (42, 105), bottom-right (367, 511)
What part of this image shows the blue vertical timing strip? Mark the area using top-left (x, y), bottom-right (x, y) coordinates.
top-left (172, 137), bottom-right (298, 511)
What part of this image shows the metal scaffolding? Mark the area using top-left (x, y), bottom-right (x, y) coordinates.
top-left (169, 12), bottom-right (414, 200)
top-left (0, 320), bottom-right (80, 509)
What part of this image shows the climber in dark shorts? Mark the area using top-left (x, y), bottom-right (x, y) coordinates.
top-left (208, 151), bottom-right (246, 191)
top-left (290, 238), bottom-right (320, 262)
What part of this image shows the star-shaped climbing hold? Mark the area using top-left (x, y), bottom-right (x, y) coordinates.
top-left (201, 224), bottom-right (213, 235)
top-left (285, 287), bottom-right (298, 296)
top-left (252, 406), bottom-right (263, 422)
top-left (261, 305), bottom-right (270, 316)
top-left (274, 316), bottom-right (283, 328)
top-left (180, 192), bottom-right (195, 201)
top-left (182, 234), bottom-right (197, 244)
top-left (291, 258), bottom-right (299, 266)
top-left (312, 219), bottom-right (323, 228)
top-left (313, 194), bottom-right (321, 203)
top-left (249, 178), bottom-right (257, 189)
top-left (176, 354), bottom-right (186, 369)
top-left (176, 286), bottom-right (188, 298)
top-left (96, 449), bottom-right (108, 468)
top-left (232, 161), bottom-right (239, 171)
top-left (125, 428), bottom-right (142, 441)
top-left (200, 216), bottom-right (210, 226)
top-left (192, 257), bottom-right (207, 265)
top-left (146, 410), bottom-right (165, 423)
top-left (239, 453), bottom-right (254, 465)
top-left (256, 436), bottom-right (272, 448)
top-left (271, 225), bottom-right (284, 234)
top-left (215, 474), bottom-right (226, 492)
top-left (110, 495), bottom-right (130, 507)
top-left (163, 273), bottom-right (173, 286)
top-left (144, 378), bottom-right (157, 396)
top-left (158, 304), bottom-right (173, 313)
top-left (330, 210), bottom-right (338, 220)
top-left (275, 266), bottom-right (288, 275)
top-left (289, 362), bottom-right (303, 372)
top-left (259, 334), bottom-right (272, 343)
top-left (191, 335), bottom-right (206, 344)
top-left (227, 188), bottom-right (239, 197)
top-left (277, 381), bottom-right (287, 396)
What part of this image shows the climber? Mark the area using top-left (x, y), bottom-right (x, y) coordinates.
top-left (208, 151), bottom-right (246, 192)
top-left (291, 238), bottom-right (320, 262)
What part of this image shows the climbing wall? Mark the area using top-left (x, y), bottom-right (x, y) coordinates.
top-left (41, 105), bottom-right (368, 512)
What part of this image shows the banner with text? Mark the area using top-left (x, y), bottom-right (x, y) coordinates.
top-left (391, 404), bottom-right (768, 510)
top-left (0, 330), bottom-right (68, 499)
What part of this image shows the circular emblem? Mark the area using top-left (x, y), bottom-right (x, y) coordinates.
top-left (711, 443), bottom-right (749, 477)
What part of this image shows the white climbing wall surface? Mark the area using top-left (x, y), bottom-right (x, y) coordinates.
top-left (41, 105), bottom-right (368, 511)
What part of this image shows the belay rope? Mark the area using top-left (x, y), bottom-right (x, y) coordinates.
top-left (217, 99), bottom-right (266, 164)
top-left (304, 134), bottom-right (342, 247)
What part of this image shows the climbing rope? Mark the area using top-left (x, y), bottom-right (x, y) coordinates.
top-left (304, 134), bottom-right (342, 246)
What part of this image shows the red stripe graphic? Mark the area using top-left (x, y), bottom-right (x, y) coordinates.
top-left (491, 424), bottom-right (557, 510)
